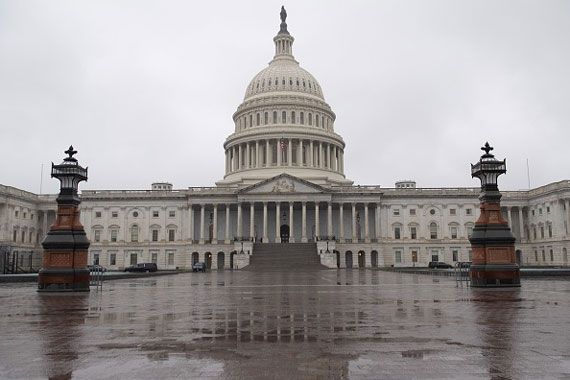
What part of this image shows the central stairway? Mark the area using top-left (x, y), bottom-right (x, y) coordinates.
top-left (247, 243), bottom-right (325, 271)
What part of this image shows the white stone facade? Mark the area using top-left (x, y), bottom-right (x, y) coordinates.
top-left (1, 11), bottom-right (569, 271)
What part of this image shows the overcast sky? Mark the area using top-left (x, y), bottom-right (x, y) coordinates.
top-left (1, 0), bottom-right (569, 194)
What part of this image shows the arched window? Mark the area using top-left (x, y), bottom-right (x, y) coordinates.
top-left (430, 222), bottom-right (438, 239)
top-left (272, 111), bottom-right (277, 124)
top-left (249, 114), bottom-right (252, 128)
top-left (282, 111), bottom-right (287, 123)
top-left (264, 112), bottom-right (268, 125)
top-left (291, 111), bottom-right (296, 124)
top-left (300, 112), bottom-right (304, 125)
top-left (321, 116), bottom-right (325, 128)
top-left (308, 113), bottom-right (312, 126)
top-left (315, 114), bottom-right (320, 127)
top-left (256, 113), bottom-right (260, 126)
top-left (131, 225), bottom-right (139, 242)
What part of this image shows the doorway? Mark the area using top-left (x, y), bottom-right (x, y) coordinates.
top-left (217, 252), bottom-right (225, 269)
top-left (280, 224), bottom-right (290, 243)
top-left (345, 251), bottom-right (353, 268)
top-left (358, 251), bottom-right (365, 268)
top-left (205, 252), bottom-right (212, 269)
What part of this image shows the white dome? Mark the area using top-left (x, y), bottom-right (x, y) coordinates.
top-left (244, 60), bottom-right (324, 100)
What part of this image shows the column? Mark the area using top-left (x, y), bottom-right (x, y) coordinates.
top-left (332, 146), bottom-right (337, 171)
top-left (212, 204), bottom-right (218, 244)
top-left (319, 142), bottom-right (324, 168)
top-left (225, 204), bottom-right (230, 244)
top-left (265, 139), bottom-right (270, 167)
top-left (339, 203), bottom-right (344, 243)
top-left (314, 202), bottom-right (320, 239)
top-left (326, 144), bottom-right (331, 169)
top-left (518, 207), bottom-right (524, 240)
top-left (301, 202), bottom-right (307, 242)
top-left (309, 140), bottom-right (314, 167)
top-left (275, 202), bottom-right (281, 243)
top-left (289, 202), bottom-right (294, 242)
top-left (340, 151), bottom-right (344, 173)
top-left (250, 203), bottom-right (255, 240)
top-left (507, 207), bottom-right (512, 230)
top-left (263, 202), bottom-right (268, 243)
top-left (238, 145), bottom-right (242, 170)
top-left (287, 138), bottom-right (292, 166)
top-left (199, 204), bottom-right (205, 244)
top-left (245, 142), bottom-right (250, 168)
top-left (224, 151), bottom-right (228, 173)
top-left (375, 203), bottom-right (381, 240)
top-left (566, 199), bottom-right (570, 237)
top-left (188, 205), bottom-right (194, 242)
top-left (327, 202), bottom-right (332, 238)
top-left (237, 203), bottom-right (242, 238)
top-left (364, 204), bottom-right (370, 243)
top-left (351, 203), bottom-right (357, 241)
top-left (298, 140), bottom-right (303, 166)
top-left (277, 140), bottom-right (282, 167)
top-left (255, 140), bottom-right (260, 168)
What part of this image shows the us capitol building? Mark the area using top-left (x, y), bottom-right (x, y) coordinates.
top-left (1, 9), bottom-right (569, 271)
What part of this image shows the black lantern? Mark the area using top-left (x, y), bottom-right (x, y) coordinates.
top-left (51, 146), bottom-right (88, 203)
top-left (471, 142), bottom-right (506, 198)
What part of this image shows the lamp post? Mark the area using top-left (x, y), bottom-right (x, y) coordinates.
top-left (469, 142), bottom-right (520, 287)
top-left (38, 146), bottom-right (90, 292)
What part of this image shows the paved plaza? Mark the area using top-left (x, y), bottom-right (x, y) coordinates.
top-left (0, 270), bottom-right (569, 379)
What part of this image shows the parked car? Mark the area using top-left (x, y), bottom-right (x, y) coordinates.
top-left (457, 261), bottom-right (472, 269)
top-left (87, 264), bottom-right (107, 272)
top-left (428, 261), bottom-right (453, 269)
top-left (124, 263), bottom-right (158, 273)
top-left (192, 262), bottom-right (207, 272)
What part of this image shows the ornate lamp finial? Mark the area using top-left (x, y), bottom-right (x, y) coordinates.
top-left (64, 145), bottom-right (78, 162)
top-left (481, 142), bottom-right (494, 156)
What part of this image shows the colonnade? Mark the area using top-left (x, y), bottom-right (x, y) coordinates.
top-left (225, 139), bottom-right (344, 174)
top-left (190, 202), bottom-right (379, 244)
top-left (503, 199), bottom-right (570, 241)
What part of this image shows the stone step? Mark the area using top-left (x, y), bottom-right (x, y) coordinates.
top-left (248, 243), bottom-right (325, 271)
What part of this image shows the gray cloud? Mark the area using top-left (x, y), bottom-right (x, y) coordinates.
top-left (1, 0), bottom-right (568, 193)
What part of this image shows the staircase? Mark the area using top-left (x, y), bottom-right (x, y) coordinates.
top-left (247, 243), bottom-right (324, 271)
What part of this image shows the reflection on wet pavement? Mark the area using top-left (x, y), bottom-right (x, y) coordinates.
top-left (0, 270), bottom-right (569, 379)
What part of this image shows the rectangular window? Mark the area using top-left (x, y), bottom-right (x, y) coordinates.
top-left (23, 212), bottom-right (27, 219)
top-left (534, 251), bottom-right (538, 261)
top-left (151, 251), bottom-right (158, 264)
top-left (452, 250), bottom-right (459, 262)
top-left (547, 206), bottom-right (551, 213)
top-left (394, 227), bottom-right (401, 240)
top-left (532, 210), bottom-right (535, 216)
top-left (94, 230), bottom-right (101, 242)
top-left (451, 227), bottom-right (458, 239)
top-left (168, 229), bottom-right (175, 242)
top-left (152, 229), bottom-right (159, 242)
top-left (548, 225), bottom-right (552, 238)
top-left (395, 250), bottom-right (402, 263)
top-left (93, 253), bottom-right (100, 265)
top-left (431, 251), bottom-right (439, 262)
top-left (411, 250), bottom-right (418, 263)
top-left (466, 208), bottom-right (472, 216)
top-left (410, 227), bottom-right (417, 240)
top-left (15, 210), bottom-right (19, 218)
top-left (533, 227), bottom-right (537, 240)
top-left (539, 208), bottom-right (543, 215)
top-left (111, 211), bottom-right (118, 218)
top-left (131, 226), bottom-right (138, 242)
top-left (540, 227), bottom-right (544, 239)
top-left (31, 214), bottom-right (34, 220)
top-left (450, 208), bottom-right (456, 216)
top-left (13, 230), bottom-right (17, 242)
top-left (153, 211), bottom-right (159, 218)
top-left (169, 211), bottom-right (176, 218)
top-left (542, 250), bottom-right (546, 261)
top-left (409, 209), bottom-right (416, 216)
top-left (167, 251), bottom-right (175, 265)
top-left (130, 253), bottom-right (137, 265)
top-left (550, 249), bottom-right (554, 261)
top-left (110, 253), bottom-right (116, 266)
top-left (110, 229), bottom-right (118, 242)
top-left (393, 209), bottom-right (400, 216)
top-left (95, 211), bottom-right (102, 218)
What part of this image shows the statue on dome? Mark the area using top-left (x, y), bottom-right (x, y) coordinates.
top-left (280, 6), bottom-right (287, 23)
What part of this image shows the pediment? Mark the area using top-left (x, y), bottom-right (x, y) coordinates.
top-left (239, 174), bottom-right (326, 194)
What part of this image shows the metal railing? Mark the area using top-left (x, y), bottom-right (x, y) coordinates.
top-left (89, 267), bottom-right (104, 290)
top-left (454, 262), bottom-right (471, 287)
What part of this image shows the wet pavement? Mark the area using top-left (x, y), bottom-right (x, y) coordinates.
top-left (0, 270), bottom-right (569, 379)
